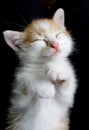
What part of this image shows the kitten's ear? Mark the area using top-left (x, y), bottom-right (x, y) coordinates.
top-left (3, 30), bottom-right (23, 51)
top-left (53, 8), bottom-right (65, 28)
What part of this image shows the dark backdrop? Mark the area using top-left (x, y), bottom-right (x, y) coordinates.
top-left (0, 0), bottom-right (89, 130)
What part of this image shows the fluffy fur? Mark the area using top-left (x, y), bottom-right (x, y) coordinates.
top-left (3, 8), bottom-right (77, 130)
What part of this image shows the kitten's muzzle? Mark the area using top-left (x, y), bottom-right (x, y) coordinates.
top-left (50, 43), bottom-right (59, 52)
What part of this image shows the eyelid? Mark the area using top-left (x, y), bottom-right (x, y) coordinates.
top-left (56, 32), bottom-right (62, 38)
top-left (32, 39), bottom-right (47, 43)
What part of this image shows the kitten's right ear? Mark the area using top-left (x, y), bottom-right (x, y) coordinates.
top-left (3, 30), bottom-right (23, 51)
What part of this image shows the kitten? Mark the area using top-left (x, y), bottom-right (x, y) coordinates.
top-left (3, 8), bottom-right (77, 130)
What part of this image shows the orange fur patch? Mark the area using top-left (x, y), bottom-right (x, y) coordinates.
top-left (52, 117), bottom-right (69, 130)
top-left (22, 19), bottom-right (70, 45)
top-left (52, 79), bottom-right (70, 89)
top-left (58, 79), bottom-right (70, 87)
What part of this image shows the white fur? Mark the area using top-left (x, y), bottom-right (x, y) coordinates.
top-left (10, 57), bottom-right (77, 130)
top-left (3, 8), bottom-right (77, 130)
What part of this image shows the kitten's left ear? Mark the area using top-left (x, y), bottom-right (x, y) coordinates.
top-left (53, 8), bottom-right (65, 28)
top-left (3, 30), bottom-right (23, 52)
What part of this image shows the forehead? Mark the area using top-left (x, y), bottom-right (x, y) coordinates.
top-left (33, 19), bottom-right (61, 32)
top-left (23, 19), bottom-right (65, 43)
top-left (25, 19), bottom-right (62, 33)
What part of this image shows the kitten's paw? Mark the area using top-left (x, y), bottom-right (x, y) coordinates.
top-left (56, 79), bottom-right (70, 87)
top-left (38, 84), bottom-right (56, 99)
top-left (57, 69), bottom-right (70, 81)
top-left (55, 70), bottom-right (71, 87)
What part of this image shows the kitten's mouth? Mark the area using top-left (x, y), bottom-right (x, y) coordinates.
top-left (52, 49), bottom-right (60, 56)
top-left (50, 43), bottom-right (60, 56)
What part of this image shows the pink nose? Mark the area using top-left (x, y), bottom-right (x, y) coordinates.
top-left (51, 43), bottom-right (59, 51)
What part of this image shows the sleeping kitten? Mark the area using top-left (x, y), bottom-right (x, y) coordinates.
top-left (3, 8), bottom-right (77, 130)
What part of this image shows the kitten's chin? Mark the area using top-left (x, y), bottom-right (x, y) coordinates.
top-left (49, 48), bottom-right (61, 58)
top-left (40, 48), bottom-right (61, 60)
top-left (52, 50), bottom-right (60, 56)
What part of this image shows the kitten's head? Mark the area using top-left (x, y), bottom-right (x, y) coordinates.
top-left (3, 8), bottom-right (73, 63)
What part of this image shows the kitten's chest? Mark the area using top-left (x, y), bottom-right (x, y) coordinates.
top-left (25, 98), bottom-right (63, 130)
top-left (30, 62), bottom-right (60, 79)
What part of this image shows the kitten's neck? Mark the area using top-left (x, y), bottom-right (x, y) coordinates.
top-left (20, 57), bottom-right (68, 66)
top-left (20, 56), bottom-right (68, 68)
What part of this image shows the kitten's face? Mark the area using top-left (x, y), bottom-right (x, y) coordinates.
top-left (22, 19), bottom-right (72, 60)
top-left (3, 9), bottom-right (73, 63)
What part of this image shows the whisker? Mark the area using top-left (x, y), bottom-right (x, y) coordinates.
top-left (14, 5), bottom-right (28, 25)
top-left (73, 44), bottom-right (80, 56)
top-left (2, 22), bottom-right (25, 28)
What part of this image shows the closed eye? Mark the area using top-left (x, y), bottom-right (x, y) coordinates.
top-left (32, 39), bottom-right (47, 43)
top-left (56, 32), bottom-right (62, 38)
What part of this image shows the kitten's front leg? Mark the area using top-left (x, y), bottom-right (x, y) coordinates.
top-left (55, 71), bottom-right (77, 108)
top-left (46, 62), bottom-right (76, 88)
top-left (47, 64), bottom-right (71, 85)
top-left (47, 63), bottom-right (77, 106)
top-left (47, 67), bottom-right (70, 88)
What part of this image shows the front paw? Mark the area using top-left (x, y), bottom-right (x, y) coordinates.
top-left (55, 79), bottom-right (70, 87)
top-left (47, 68), bottom-right (70, 87)
top-left (38, 83), bottom-right (56, 99)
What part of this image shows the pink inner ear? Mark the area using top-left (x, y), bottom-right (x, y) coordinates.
top-left (3, 31), bottom-right (22, 51)
top-left (53, 8), bottom-right (64, 27)
top-left (5, 36), bottom-right (18, 51)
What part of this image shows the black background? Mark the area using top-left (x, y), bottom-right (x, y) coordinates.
top-left (0, 0), bottom-right (89, 130)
